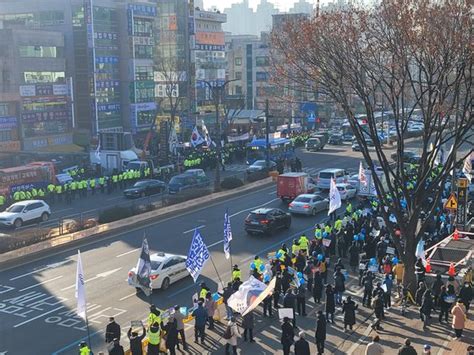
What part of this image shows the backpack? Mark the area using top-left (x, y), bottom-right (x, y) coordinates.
top-left (223, 325), bottom-right (232, 340)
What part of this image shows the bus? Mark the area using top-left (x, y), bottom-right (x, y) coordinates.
top-left (0, 162), bottom-right (56, 196)
top-left (246, 138), bottom-right (295, 164)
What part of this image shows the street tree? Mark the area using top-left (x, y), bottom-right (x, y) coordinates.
top-left (271, 0), bottom-right (473, 288)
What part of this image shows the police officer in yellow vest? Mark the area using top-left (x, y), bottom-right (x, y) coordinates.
top-left (277, 244), bottom-right (287, 262)
top-left (47, 183), bottom-right (55, 203)
top-left (19, 190), bottom-right (26, 200)
top-left (31, 188), bottom-right (38, 198)
top-left (89, 178), bottom-right (96, 195)
top-left (314, 224), bottom-right (323, 239)
top-left (232, 265), bottom-right (241, 281)
top-left (199, 282), bottom-right (210, 300)
top-left (55, 184), bottom-right (62, 202)
top-left (99, 177), bottom-right (105, 193)
top-left (37, 188), bottom-right (45, 199)
top-left (25, 190), bottom-right (32, 200)
top-left (78, 341), bottom-right (90, 355)
top-left (298, 234), bottom-right (309, 253)
top-left (147, 322), bottom-right (161, 354)
top-left (291, 239), bottom-right (300, 256)
top-left (0, 194), bottom-right (5, 211)
top-left (147, 304), bottom-right (162, 328)
top-left (346, 202), bottom-right (353, 215)
top-left (253, 256), bottom-right (263, 274)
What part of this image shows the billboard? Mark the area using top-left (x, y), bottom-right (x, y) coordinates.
top-left (195, 31), bottom-right (225, 46)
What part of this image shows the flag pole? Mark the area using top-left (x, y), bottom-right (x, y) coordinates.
top-left (209, 254), bottom-right (225, 290)
top-left (85, 315), bottom-right (92, 349)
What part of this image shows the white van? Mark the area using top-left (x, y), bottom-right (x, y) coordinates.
top-left (316, 168), bottom-right (347, 189)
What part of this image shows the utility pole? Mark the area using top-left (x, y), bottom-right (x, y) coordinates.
top-left (265, 99), bottom-right (270, 168)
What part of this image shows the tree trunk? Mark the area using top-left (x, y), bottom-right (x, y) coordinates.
top-left (402, 230), bottom-right (417, 293)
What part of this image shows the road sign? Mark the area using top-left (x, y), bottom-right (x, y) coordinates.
top-left (456, 179), bottom-right (468, 230)
top-left (444, 193), bottom-right (458, 210)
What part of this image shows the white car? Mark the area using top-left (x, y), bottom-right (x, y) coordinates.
top-left (0, 200), bottom-right (50, 228)
top-left (289, 194), bottom-right (329, 215)
top-left (127, 252), bottom-right (188, 291)
top-left (336, 183), bottom-right (357, 200)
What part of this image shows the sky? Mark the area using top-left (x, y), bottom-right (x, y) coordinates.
top-left (203, 0), bottom-right (316, 12)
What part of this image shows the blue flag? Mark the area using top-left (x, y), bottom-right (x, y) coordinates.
top-left (224, 209), bottom-right (233, 259)
top-left (186, 229), bottom-right (210, 282)
top-left (135, 238), bottom-right (152, 295)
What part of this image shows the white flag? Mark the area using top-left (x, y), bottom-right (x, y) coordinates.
top-left (201, 120), bottom-right (213, 147)
top-left (358, 161), bottom-right (367, 186)
top-left (95, 141), bottom-right (101, 160)
top-left (75, 250), bottom-right (87, 320)
top-left (328, 177), bottom-right (341, 216)
top-left (168, 126), bottom-right (178, 153)
top-left (227, 276), bottom-right (267, 313)
top-left (463, 152), bottom-right (472, 182)
top-left (223, 209), bottom-right (232, 259)
top-left (190, 126), bottom-right (205, 147)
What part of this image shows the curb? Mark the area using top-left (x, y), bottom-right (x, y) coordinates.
top-left (0, 177), bottom-right (273, 266)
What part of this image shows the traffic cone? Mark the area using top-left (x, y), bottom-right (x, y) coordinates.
top-left (425, 259), bottom-right (432, 273)
top-left (448, 262), bottom-right (455, 277)
top-left (453, 229), bottom-right (459, 240)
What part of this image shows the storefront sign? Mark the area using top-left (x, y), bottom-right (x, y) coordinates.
top-left (19, 85), bottom-right (36, 97)
top-left (20, 84), bottom-right (69, 97)
top-left (131, 102), bottom-right (157, 112)
top-left (94, 32), bottom-right (118, 41)
top-left (22, 111), bottom-right (71, 122)
top-left (194, 44), bottom-right (225, 51)
top-left (128, 4), bottom-right (157, 17)
top-left (0, 117), bottom-right (18, 129)
top-left (132, 36), bottom-right (154, 46)
top-left (53, 84), bottom-right (69, 96)
top-left (22, 134), bottom-right (73, 150)
top-left (96, 56), bottom-right (119, 64)
top-left (97, 103), bottom-right (121, 112)
top-left (0, 140), bottom-right (20, 151)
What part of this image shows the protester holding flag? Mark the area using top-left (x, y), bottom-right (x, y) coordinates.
top-left (328, 177), bottom-right (342, 217)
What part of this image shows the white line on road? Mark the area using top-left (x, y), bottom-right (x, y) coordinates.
top-left (19, 275), bottom-right (64, 292)
top-left (14, 305), bottom-right (64, 328)
top-left (116, 248), bottom-right (140, 258)
top-left (229, 198), bottom-right (280, 218)
top-left (268, 191), bottom-right (276, 195)
top-left (346, 323), bottom-right (373, 354)
top-left (119, 292), bottom-right (136, 301)
top-left (208, 240), bottom-right (223, 248)
top-left (183, 225), bottom-right (206, 234)
top-left (9, 260), bottom-right (69, 281)
top-left (61, 267), bottom-right (122, 291)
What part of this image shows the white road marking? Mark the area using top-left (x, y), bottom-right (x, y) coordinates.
top-left (346, 323), bottom-right (373, 354)
top-left (119, 292), bottom-right (136, 301)
top-left (229, 198), bottom-right (280, 218)
top-left (61, 267), bottom-right (122, 291)
top-left (19, 275), bottom-right (64, 292)
top-left (13, 305), bottom-right (65, 328)
top-left (183, 225), bottom-right (206, 234)
top-left (116, 248), bottom-right (140, 258)
top-left (268, 190), bottom-right (276, 195)
top-left (208, 240), bottom-right (223, 248)
top-left (9, 260), bottom-right (69, 281)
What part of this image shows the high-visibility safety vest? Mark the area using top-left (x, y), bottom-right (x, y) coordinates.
top-left (89, 179), bottom-right (95, 188)
top-left (71, 182), bottom-right (77, 190)
top-left (334, 219), bottom-right (342, 231)
top-left (112, 175), bottom-right (118, 183)
top-left (352, 212), bottom-right (358, 221)
top-left (315, 228), bottom-right (322, 239)
top-left (277, 248), bottom-right (287, 261)
top-left (199, 288), bottom-right (208, 299)
top-left (232, 269), bottom-right (241, 280)
top-left (254, 258), bottom-right (263, 272)
top-left (0, 195), bottom-right (5, 205)
top-left (99, 177), bottom-right (105, 185)
top-left (25, 191), bottom-right (32, 199)
top-left (47, 184), bottom-right (55, 192)
top-left (292, 243), bottom-right (300, 255)
top-left (13, 191), bottom-right (20, 201)
top-left (325, 225), bottom-right (332, 234)
top-left (148, 313), bottom-right (161, 327)
top-left (299, 236), bottom-right (309, 250)
top-left (79, 346), bottom-right (91, 355)
top-left (148, 327), bottom-right (161, 345)
top-left (55, 185), bottom-right (62, 194)
top-left (38, 189), bottom-right (45, 197)
top-left (346, 203), bottom-right (353, 214)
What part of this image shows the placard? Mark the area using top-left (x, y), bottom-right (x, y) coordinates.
top-left (386, 247), bottom-right (395, 255)
top-left (278, 308), bottom-right (294, 320)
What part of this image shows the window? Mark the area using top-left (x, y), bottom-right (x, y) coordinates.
top-left (235, 72), bottom-right (242, 80)
top-left (235, 85), bottom-right (242, 95)
top-left (0, 130), bottom-right (12, 142)
top-left (19, 46), bottom-right (62, 58)
top-left (135, 66), bottom-right (154, 81)
top-left (72, 6), bottom-right (84, 27)
top-left (234, 57), bottom-right (242, 66)
top-left (256, 56), bottom-right (269, 67)
top-left (135, 45), bottom-right (153, 59)
top-left (0, 104), bottom-right (9, 116)
top-left (133, 19), bottom-right (153, 36)
top-left (23, 71), bottom-right (65, 84)
top-left (256, 72), bottom-right (268, 82)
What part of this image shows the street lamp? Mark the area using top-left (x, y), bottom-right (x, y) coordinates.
top-left (204, 79), bottom-right (238, 191)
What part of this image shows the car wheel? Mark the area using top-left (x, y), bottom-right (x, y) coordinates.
top-left (14, 219), bottom-right (22, 228)
top-left (41, 212), bottom-right (49, 222)
top-left (161, 277), bottom-right (170, 290)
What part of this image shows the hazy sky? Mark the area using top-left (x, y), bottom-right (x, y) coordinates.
top-left (203, 0), bottom-right (316, 12)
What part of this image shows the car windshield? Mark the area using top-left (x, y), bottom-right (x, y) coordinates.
top-left (169, 177), bottom-right (185, 184)
top-left (295, 197), bottom-right (311, 203)
top-left (253, 161), bottom-right (266, 167)
top-left (248, 212), bottom-right (267, 220)
top-left (337, 186), bottom-right (346, 191)
top-left (151, 260), bottom-right (162, 270)
top-left (319, 172), bottom-right (334, 179)
top-left (133, 181), bottom-right (148, 187)
top-left (6, 205), bottom-right (24, 213)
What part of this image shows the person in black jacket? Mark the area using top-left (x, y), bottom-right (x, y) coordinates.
top-left (296, 283), bottom-right (307, 316)
top-left (163, 317), bottom-right (179, 355)
top-left (294, 331), bottom-right (310, 355)
top-left (348, 242), bottom-right (360, 273)
top-left (219, 282), bottom-right (235, 320)
top-left (342, 296), bottom-right (358, 331)
top-left (315, 311), bottom-right (327, 354)
top-left (281, 317), bottom-right (295, 355)
top-left (458, 281), bottom-right (473, 312)
top-left (325, 284), bottom-right (336, 323)
top-left (274, 272), bottom-right (282, 309)
top-left (431, 273), bottom-right (443, 308)
top-left (420, 289), bottom-right (435, 329)
top-left (438, 285), bottom-right (450, 323)
top-left (108, 338), bottom-right (125, 355)
top-left (283, 289), bottom-right (297, 328)
top-left (105, 317), bottom-right (121, 344)
top-left (127, 326), bottom-right (146, 355)
top-left (313, 271), bottom-right (324, 304)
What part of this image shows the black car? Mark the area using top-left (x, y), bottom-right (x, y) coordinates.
top-left (390, 151), bottom-right (421, 163)
top-left (329, 134), bottom-right (343, 145)
top-left (244, 208), bottom-right (291, 235)
top-left (124, 179), bottom-right (166, 198)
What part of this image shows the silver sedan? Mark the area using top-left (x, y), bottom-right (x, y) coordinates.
top-left (288, 194), bottom-right (329, 216)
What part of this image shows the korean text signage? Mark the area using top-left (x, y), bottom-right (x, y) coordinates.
top-left (0, 117), bottom-right (18, 129)
top-left (0, 140), bottom-right (21, 152)
top-left (19, 84), bottom-right (69, 97)
top-left (456, 178), bottom-right (468, 230)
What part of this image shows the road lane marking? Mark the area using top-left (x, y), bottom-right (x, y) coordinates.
top-left (9, 260), bottom-right (69, 281)
top-left (119, 292), bottom-right (136, 301)
top-left (268, 190), bottom-right (276, 195)
top-left (229, 198), bottom-right (280, 218)
top-left (116, 248), bottom-right (140, 258)
top-left (19, 275), bottom-right (63, 292)
top-left (61, 267), bottom-right (122, 291)
top-left (51, 329), bottom-right (104, 355)
top-left (183, 225), bottom-right (206, 234)
top-left (208, 240), bottom-right (223, 248)
top-left (13, 305), bottom-right (65, 328)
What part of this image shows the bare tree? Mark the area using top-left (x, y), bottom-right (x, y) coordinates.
top-left (272, 0), bottom-right (473, 288)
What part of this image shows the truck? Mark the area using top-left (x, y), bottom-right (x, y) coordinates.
top-left (305, 132), bottom-right (329, 151)
top-left (277, 172), bottom-right (313, 203)
top-left (90, 149), bottom-right (140, 174)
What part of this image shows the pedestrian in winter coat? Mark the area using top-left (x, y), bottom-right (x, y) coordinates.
top-left (163, 318), bottom-right (179, 355)
top-left (365, 335), bottom-right (384, 355)
top-left (398, 339), bottom-right (417, 355)
top-left (127, 326), bottom-right (146, 355)
top-left (325, 284), bottom-right (336, 323)
top-left (415, 282), bottom-right (426, 306)
top-left (170, 305), bottom-right (187, 351)
top-left (105, 317), bottom-right (121, 343)
top-left (294, 331), bottom-right (310, 355)
top-left (348, 242), bottom-right (360, 272)
top-left (281, 317), bottom-right (295, 355)
top-left (334, 268), bottom-right (346, 305)
top-left (438, 286), bottom-right (451, 323)
top-left (315, 311), bottom-right (327, 354)
top-left (296, 283), bottom-right (307, 316)
top-left (372, 295), bottom-right (384, 331)
top-left (313, 271), bottom-right (324, 303)
top-left (242, 311), bottom-right (255, 342)
top-left (458, 281), bottom-right (473, 312)
top-left (420, 290), bottom-right (435, 328)
top-left (192, 301), bottom-right (208, 343)
top-left (219, 283), bottom-right (235, 320)
top-left (205, 293), bottom-right (216, 330)
top-left (342, 296), bottom-right (358, 331)
top-left (224, 317), bottom-right (240, 355)
top-left (108, 338), bottom-right (125, 355)
top-left (431, 273), bottom-right (443, 308)
top-left (451, 300), bottom-right (466, 339)
top-left (283, 289), bottom-right (297, 327)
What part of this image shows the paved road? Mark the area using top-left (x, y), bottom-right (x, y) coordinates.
top-left (0, 145), bottom-right (365, 354)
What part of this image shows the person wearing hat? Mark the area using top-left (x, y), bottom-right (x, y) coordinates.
top-left (199, 282), bottom-right (210, 300)
top-left (315, 311), bottom-right (327, 355)
top-left (127, 324), bottom-right (146, 355)
top-left (147, 322), bottom-right (161, 355)
top-left (147, 305), bottom-right (161, 328)
top-left (294, 331), bottom-right (310, 355)
top-left (78, 341), bottom-right (91, 355)
top-left (280, 317), bottom-right (294, 355)
top-left (105, 317), bottom-right (121, 344)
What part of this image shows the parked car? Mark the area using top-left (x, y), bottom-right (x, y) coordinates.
top-left (390, 150), bottom-right (421, 163)
top-left (336, 183), bottom-right (357, 200)
top-left (342, 133), bottom-right (354, 141)
top-left (352, 141), bottom-right (361, 151)
top-left (168, 174), bottom-right (210, 194)
top-left (316, 168), bottom-right (348, 190)
top-left (183, 169), bottom-right (208, 183)
top-left (127, 252), bottom-right (188, 291)
top-left (328, 134), bottom-right (344, 145)
top-left (288, 194), bottom-right (329, 216)
top-left (123, 179), bottom-right (166, 198)
top-left (246, 160), bottom-right (277, 174)
top-left (244, 208), bottom-right (291, 235)
top-left (0, 200), bottom-right (50, 228)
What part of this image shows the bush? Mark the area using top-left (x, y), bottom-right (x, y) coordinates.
top-left (247, 171), bottom-right (268, 182)
top-left (98, 206), bottom-right (133, 224)
top-left (221, 177), bottom-right (244, 190)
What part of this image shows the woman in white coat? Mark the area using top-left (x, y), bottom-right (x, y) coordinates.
top-left (224, 317), bottom-right (240, 355)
